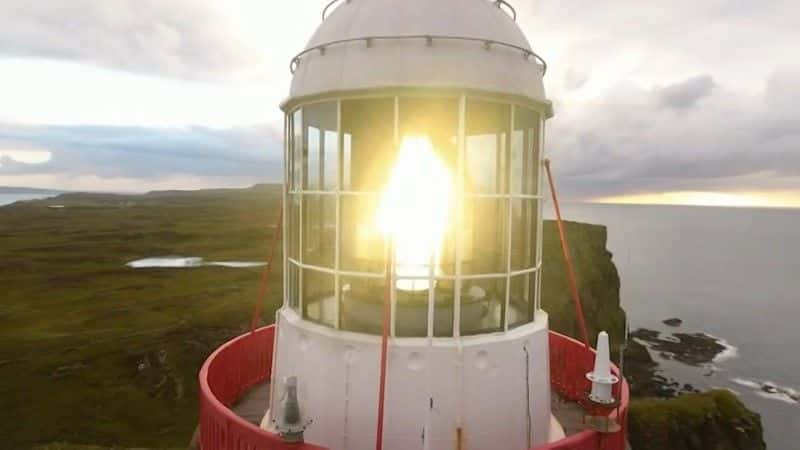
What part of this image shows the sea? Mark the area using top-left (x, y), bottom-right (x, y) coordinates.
top-left (0, 192), bottom-right (59, 206)
top-left (551, 203), bottom-right (800, 450)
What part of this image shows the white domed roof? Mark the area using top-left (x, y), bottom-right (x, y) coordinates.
top-left (308, 0), bottom-right (532, 51)
top-left (287, 0), bottom-right (550, 110)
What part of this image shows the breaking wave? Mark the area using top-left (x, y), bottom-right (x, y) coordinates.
top-left (731, 377), bottom-right (798, 405)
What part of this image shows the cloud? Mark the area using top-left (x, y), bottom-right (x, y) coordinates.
top-left (0, 123), bottom-right (282, 190)
top-left (563, 67), bottom-right (589, 91)
top-left (0, 0), bottom-right (258, 80)
top-left (0, 149), bottom-right (52, 166)
top-left (657, 75), bottom-right (715, 110)
top-left (546, 70), bottom-right (800, 199)
top-left (507, 0), bottom-right (800, 201)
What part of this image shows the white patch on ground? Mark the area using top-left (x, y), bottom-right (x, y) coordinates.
top-left (206, 261), bottom-right (266, 268)
top-left (127, 257), bottom-right (203, 268)
top-left (126, 256), bottom-right (264, 269)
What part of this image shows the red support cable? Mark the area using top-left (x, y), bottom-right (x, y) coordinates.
top-left (544, 159), bottom-right (591, 349)
top-left (375, 242), bottom-right (392, 450)
top-left (249, 206), bottom-right (284, 334)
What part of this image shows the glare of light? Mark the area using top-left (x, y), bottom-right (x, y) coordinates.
top-left (593, 191), bottom-right (800, 209)
top-left (377, 136), bottom-right (453, 291)
top-left (0, 149), bottom-right (52, 165)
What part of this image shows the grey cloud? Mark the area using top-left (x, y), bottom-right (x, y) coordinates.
top-left (0, 0), bottom-right (258, 80)
top-left (563, 67), bottom-right (589, 91)
top-left (0, 123), bottom-right (282, 184)
top-left (657, 75), bottom-right (715, 110)
top-left (546, 70), bottom-right (800, 199)
top-left (510, 0), bottom-right (800, 200)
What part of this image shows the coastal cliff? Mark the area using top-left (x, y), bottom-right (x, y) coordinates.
top-left (541, 220), bottom-right (626, 347)
top-left (541, 220), bottom-right (765, 450)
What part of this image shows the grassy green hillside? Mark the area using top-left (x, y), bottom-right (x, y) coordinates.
top-left (1, 185), bottom-right (626, 449)
top-left (0, 186), bottom-right (282, 449)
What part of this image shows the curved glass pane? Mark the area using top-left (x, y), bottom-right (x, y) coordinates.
top-left (341, 98), bottom-right (395, 192)
top-left (460, 276), bottom-right (506, 335)
top-left (302, 194), bottom-right (335, 267)
top-left (340, 275), bottom-right (385, 334)
top-left (291, 109), bottom-right (303, 192)
top-left (288, 193), bottom-right (300, 260)
top-left (302, 268), bottom-right (336, 327)
top-left (509, 273), bottom-right (534, 329)
top-left (465, 100), bottom-right (510, 194)
top-left (287, 262), bottom-right (300, 311)
top-left (303, 102), bottom-right (338, 191)
top-left (511, 198), bottom-right (537, 271)
top-left (512, 106), bottom-right (540, 195)
top-left (462, 198), bottom-right (508, 275)
top-left (340, 193), bottom-right (384, 273)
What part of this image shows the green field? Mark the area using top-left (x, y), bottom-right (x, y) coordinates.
top-left (0, 186), bottom-right (283, 450)
top-left (0, 185), bottom-right (625, 450)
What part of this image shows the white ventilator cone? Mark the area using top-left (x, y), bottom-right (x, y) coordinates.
top-left (586, 331), bottom-right (619, 404)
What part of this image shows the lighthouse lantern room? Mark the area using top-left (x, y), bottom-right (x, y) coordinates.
top-left (197, 1), bottom-right (629, 450)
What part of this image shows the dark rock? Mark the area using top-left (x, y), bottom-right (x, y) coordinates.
top-left (631, 328), bottom-right (726, 366)
top-left (663, 318), bottom-right (683, 327)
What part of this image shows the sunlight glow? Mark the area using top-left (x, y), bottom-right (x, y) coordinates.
top-left (377, 136), bottom-right (453, 291)
top-left (0, 149), bottom-right (52, 166)
top-left (593, 191), bottom-right (800, 209)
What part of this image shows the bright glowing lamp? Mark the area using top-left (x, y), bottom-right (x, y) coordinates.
top-left (377, 136), bottom-right (453, 291)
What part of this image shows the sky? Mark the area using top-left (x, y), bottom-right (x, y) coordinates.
top-left (0, 0), bottom-right (798, 206)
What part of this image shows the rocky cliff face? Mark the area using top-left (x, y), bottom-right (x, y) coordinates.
top-left (541, 220), bottom-right (765, 450)
top-left (541, 220), bottom-right (627, 347)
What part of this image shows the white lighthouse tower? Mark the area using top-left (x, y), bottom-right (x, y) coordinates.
top-left (269, 0), bottom-right (555, 448)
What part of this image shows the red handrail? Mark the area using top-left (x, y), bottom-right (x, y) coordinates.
top-left (543, 332), bottom-right (630, 450)
top-left (249, 208), bottom-right (283, 333)
top-left (198, 327), bottom-right (628, 450)
top-left (198, 326), bottom-right (325, 450)
top-left (544, 159), bottom-right (591, 348)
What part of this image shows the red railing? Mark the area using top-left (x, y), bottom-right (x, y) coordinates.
top-left (198, 326), bottom-right (325, 450)
top-left (198, 326), bottom-right (628, 450)
top-left (541, 332), bottom-right (629, 450)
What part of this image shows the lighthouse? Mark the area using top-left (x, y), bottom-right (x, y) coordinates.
top-left (271, 0), bottom-right (551, 448)
top-left (197, 1), bottom-right (628, 450)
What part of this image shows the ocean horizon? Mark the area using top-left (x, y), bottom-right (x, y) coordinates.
top-left (551, 202), bottom-right (800, 450)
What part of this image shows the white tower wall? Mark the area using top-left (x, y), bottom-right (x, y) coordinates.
top-left (271, 308), bottom-right (552, 450)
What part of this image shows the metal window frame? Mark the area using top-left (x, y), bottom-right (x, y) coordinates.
top-left (283, 91), bottom-right (546, 337)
